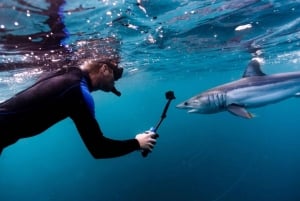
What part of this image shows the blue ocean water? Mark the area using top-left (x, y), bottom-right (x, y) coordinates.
top-left (0, 0), bottom-right (300, 201)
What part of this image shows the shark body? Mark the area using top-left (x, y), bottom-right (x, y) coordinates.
top-left (176, 60), bottom-right (300, 119)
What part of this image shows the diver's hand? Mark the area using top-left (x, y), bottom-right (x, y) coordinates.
top-left (135, 131), bottom-right (158, 152)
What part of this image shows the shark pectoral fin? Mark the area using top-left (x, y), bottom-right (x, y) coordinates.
top-left (227, 104), bottom-right (254, 119)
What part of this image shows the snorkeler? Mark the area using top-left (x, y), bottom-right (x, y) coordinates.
top-left (0, 58), bottom-right (158, 157)
top-left (0, 0), bottom-right (158, 157)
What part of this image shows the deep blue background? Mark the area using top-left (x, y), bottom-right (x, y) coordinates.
top-left (1, 0), bottom-right (300, 201)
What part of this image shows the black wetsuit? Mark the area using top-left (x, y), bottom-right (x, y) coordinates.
top-left (0, 67), bottom-right (140, 158)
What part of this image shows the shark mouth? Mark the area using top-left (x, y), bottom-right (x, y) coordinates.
top-left (188, 109), bottom-right (198, 113)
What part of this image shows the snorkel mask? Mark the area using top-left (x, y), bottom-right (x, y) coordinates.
top-left (104, 60), bottom-right (123, 96)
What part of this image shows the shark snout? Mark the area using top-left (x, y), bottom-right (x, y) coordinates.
top-left (176, 102), bottom-right (199, 113)
top-left (176, 102), bottom-right (188, 109)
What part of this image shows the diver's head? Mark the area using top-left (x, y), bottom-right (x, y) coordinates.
top-left (80, 59), bottom-right (123, 96)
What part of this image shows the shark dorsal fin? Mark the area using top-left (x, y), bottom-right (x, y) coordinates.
top-left (242, 60), bottom-right (266, 78)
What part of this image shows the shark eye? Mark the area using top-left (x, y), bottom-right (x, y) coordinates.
top-left (184, 102), bottom-right (189, 106)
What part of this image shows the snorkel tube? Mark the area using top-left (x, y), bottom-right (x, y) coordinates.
top-left (142, 91), bottom-right (176, 157)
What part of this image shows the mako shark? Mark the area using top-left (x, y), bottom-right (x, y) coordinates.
top-left (176, 59), bottom-right (300, 119)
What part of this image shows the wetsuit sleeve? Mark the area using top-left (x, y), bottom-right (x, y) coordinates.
top-left (73, 115), bottom-right (140, 159)
top-left (70, 92), bottom-right (140, 159)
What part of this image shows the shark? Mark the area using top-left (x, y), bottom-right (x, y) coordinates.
top-left (176, 59), bottom-right (300, 119)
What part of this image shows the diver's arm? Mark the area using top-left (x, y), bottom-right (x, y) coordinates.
top-left (72, 112), bottom-right (140, 159)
